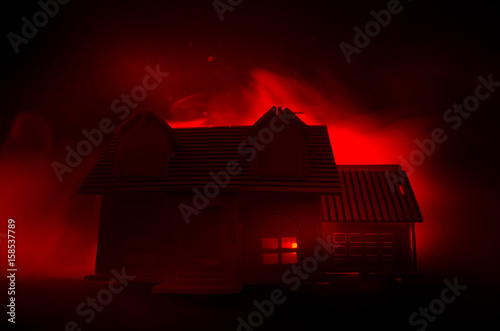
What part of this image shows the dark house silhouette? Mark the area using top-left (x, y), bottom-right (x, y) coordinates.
top-left (80, 107), bottom-right (422, 294)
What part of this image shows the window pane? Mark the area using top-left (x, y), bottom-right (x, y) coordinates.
top-left (281, 237), bottom-right (298, 249)
top-left (333, 233), bottom-right (346, 243)
top-left (262, 238), bottom-right (278, 249)
top-left (333, 245), bottom-right (347, 255)
top-left (282, 253), bottom-right (298, 264)
top-left (349, 233), bottom-right (362, 243)
top-left (263, 253), bottom-right (279, 264)
top-left (381, 233), bottom-right (394, 244)
top-left (365, 233), bottom-right (378, 243)
top-left (349, 246), bottom-right (362, 256)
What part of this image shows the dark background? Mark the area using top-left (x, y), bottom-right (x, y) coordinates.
top-left (0, 0), bottom-right (499, 330)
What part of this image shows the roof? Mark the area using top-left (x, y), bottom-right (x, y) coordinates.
top-left (115, 110), bottom-right (181, 146)
top-left (321, 165), bottom-right (423, 222)
top-left (79, 111), bottom-right (341, 194)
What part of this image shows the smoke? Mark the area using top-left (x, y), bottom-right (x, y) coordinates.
top-left (0, 68), bottom-right (451, 279)
top-left (0, 111), bottom-right (99, 279)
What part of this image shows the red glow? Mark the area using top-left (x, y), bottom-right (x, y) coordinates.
top-left (0, 68), bottom-right (464, 280)
top-left (262, 238), bottom-right (278, 249)
top-left (281, 237), bottom-right (298, 249)
top-left (263, 253), bottom-right (278, 264)
top-left (282, 252), bottom-right (298, 264)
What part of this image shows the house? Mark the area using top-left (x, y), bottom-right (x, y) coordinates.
top-left (79, 107), bottom-right (423, 293)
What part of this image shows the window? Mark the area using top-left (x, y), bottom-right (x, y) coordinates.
top-left (263, 253), bottom-right (279, 264)
top-left (333, 233), bottom-right (346, 243)
top-left (260, 214), bottom-right (301, 265)
top-left (332, 232), bottom-right (395, 270)
top-left (381, 233), bottom-right (394, 244)
top-left (262, 237), bottom-right (299, 264)
top-left (281, 237), bottom-right (298, 249)
top-left (365, 233), bottom-right (378, 243)
top-left (262, 238), bottom-right (278, 249)
top-left (349, 233), bottom-right (362, 243)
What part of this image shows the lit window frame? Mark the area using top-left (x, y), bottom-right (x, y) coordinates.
top-left (261, 236), bottom-right (299, 265)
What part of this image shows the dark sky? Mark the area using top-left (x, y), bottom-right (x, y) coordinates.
top-left (0, 0), bottom-right (499, 291)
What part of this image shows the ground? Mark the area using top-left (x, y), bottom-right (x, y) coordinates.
top-left (1, 273), bottom-right (495, 331)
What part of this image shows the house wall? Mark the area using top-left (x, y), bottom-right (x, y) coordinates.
top-left (96, 192), bottom-right (241, 281)
top-left (95, 192), bottom-right (171, 276)
top-left (236, 193), bottom-right (415, 285)
top-left (321, 222), bottom-right (414, 274)
top-left (239, 192), bottom-right (323, 283)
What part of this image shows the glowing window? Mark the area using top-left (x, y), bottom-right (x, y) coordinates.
top-left (263, 253), bottom-right (279, 264)
top-left (282, 253), bottom-right (298, 264)
top-left (261, 237), bottom-right (299, 265)
top-left (262, 238), bottom-right (278, 249)
top-left (281, 237), bottom-right (298, 249)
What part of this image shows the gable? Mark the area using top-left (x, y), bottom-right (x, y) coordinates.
top-left (113, 110), bottom-right (179, 178)
top-left (250, 107), bottom-right (310, 179)
top-left (79, 108), bottom-right (342, 194)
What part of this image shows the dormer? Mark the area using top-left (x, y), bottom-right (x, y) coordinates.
top-left (250, 107), bottom-right (310, 179)
top-left (113, 110), bottom-right (180, 178)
